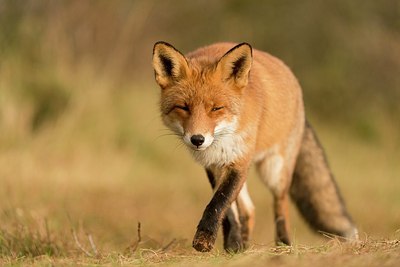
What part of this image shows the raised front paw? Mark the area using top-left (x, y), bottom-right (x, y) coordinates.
top-left (192, 228), bottom-right (217, 252)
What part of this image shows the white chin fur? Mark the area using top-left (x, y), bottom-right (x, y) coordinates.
top-left (189, 117), bottom-right (247, 167)
top-left (169, 117), bottom-right (246, 166)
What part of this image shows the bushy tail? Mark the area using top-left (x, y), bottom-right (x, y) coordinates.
top-left (290, 121), bottom-right (358, 240)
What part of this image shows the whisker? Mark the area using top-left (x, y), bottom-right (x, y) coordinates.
top-left (173, 140), bottom-right (186, 151)
top-left (157, 128), bottom-right (172, 132)
top-left (154, 127), bottom-right (183, 138)
top-left (153, 133), bottom-right (182, 143)
top-left (158, 133), bottom-right (178, 138)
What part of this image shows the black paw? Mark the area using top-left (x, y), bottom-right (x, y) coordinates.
top-left (193, 229), bottom-right (216, 252)
top-left (275, 217), bottom-right (291, 246)
top-left (224, 230), bottom-right (244, 253)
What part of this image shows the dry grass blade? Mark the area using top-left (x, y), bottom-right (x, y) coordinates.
top-left (87, 233), bottom-right (98, 257)
top-left (71, 228), bottom-right (92, 257)
top-left (161, 238), bottom-right (177, 252)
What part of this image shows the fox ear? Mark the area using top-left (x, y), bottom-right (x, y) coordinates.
top-left (152, 42), bottom-right (189, 89)
top-left (216, 43), bottom-right (252, 88)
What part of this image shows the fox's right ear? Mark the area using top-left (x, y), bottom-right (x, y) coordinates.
top-left (152, 42), bottom-right (189, 89)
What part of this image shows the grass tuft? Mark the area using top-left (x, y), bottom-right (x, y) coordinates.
top-left (0, 209), bottom-right (63, 258)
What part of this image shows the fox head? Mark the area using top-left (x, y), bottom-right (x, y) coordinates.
top-left (152, 42), bottom-right (252, 163)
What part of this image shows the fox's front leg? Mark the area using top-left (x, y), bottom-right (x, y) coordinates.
top-left (206, 169), bottom-right (244, 252)
top-left (193, 166), bottom-right (246, 252)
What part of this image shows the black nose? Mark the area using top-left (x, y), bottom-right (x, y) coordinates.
top-left (190, 134), bottom-right (205, 147)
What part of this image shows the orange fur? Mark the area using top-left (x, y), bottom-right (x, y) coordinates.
top-left (152, 42), bottom-right (357, 252)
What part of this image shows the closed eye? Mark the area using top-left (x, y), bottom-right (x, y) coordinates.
top-left (211, 106), bottom-right (224, 112)
top-left (175, 105), bottom-right (189, 112)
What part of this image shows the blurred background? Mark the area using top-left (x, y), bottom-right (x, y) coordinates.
top-left (0, 0), bottom-right (399, 254)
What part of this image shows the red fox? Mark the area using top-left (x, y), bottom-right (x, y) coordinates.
top-left (152, 42), bottom-right (358, 252)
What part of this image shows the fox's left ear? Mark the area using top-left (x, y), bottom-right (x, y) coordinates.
top-left (216, 43), bottom-right (252, 88)
top-left (152, 41), bottom-right (189, 89)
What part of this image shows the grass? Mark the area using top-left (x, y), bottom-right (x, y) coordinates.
top-left (0, 221), bottom-right (399, 266)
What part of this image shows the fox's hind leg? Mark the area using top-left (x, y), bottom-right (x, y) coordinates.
top-left (205, 169), bottom-right (254, 252)
top-left (256, 149), bottom-right (293, 245)
top-left (236, 183), bottom-right (255, 249)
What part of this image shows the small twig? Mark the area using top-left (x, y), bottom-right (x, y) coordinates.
top-left (125, 222), bottom-right (142, 254)
top-left (137, 222), bottom-right (142, 243)
top-left (72, 228), bottom-right (92, 257)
